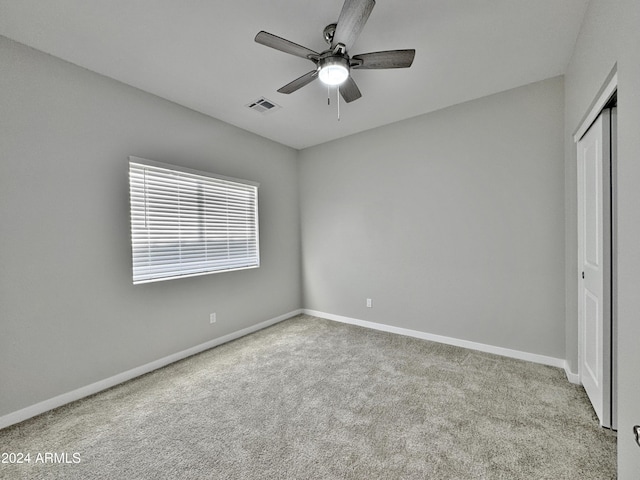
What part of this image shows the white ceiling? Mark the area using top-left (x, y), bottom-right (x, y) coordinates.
top-left (0, 0), bottom-right (588, 149)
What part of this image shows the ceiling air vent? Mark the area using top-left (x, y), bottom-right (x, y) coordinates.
top-left (246, 97), bottom-right (281, 114)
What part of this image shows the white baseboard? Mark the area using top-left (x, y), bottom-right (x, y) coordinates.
top-left (564, 365), bottom-right (581, 384)
top-left (0, 309), bottom-right (303, 430)
top-left (304, 309), bottom-right (567, 370)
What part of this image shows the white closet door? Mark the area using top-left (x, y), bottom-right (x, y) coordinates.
top-left (577, 110), bottom-right (612, 427)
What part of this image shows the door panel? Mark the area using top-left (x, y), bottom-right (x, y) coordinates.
top-left (577, 110), bottom-right (611, 427)
top-left (583, 290), bottom-right (599, 390)
top-left (584, 142), bottom-right (599, 268)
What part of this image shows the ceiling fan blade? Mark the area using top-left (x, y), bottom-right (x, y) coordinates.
top-left (339, 76), bottom-right (362, 103)
top-left (332, 0), bottom-right (376, 51)
top-left (351, 49), bottom-right (416, 69)
top-left (255, 31), bottom-right (319, 61)
top-left (277, 70), bottom-right (319, 94)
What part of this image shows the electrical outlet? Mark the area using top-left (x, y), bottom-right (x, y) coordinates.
top-left (366, 298), bottom-right (372, 308)
top-left (209, 312), bottom-right (217, 324)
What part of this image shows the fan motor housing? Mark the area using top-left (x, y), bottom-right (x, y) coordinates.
top-left (317, 54), bottom-right (349, 72)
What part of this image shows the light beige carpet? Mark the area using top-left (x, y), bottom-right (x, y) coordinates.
top-left (0, 315), bottom-right (616, 479)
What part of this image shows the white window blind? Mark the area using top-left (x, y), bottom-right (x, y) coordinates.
top-left (128, 156), bottom-right (259, 284)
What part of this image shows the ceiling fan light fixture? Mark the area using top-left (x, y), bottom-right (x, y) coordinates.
top-left (318, 56), bottom-right (349, 86)
top-left (255, 0), bottom-right (415, 103)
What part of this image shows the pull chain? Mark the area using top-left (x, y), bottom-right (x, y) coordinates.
top-left (326, 85), bottom-right (341, 121)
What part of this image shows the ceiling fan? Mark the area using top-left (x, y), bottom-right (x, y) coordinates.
top-left (254, 0), bottom-right (415, 104)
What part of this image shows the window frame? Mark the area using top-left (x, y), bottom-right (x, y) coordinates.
top-left (128, 156), bottom-right (260, 285)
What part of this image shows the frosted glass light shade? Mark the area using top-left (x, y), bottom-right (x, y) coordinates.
top-left (319, 64), bottom-right (349, 86)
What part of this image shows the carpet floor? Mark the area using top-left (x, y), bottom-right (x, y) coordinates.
top-left (0, 315), bottom-right (616, 479)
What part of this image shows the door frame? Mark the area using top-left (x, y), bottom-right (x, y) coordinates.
top-left (573, 69), bottom-right (617, 142)
top-left (573, 68), bottom-right (617, 430)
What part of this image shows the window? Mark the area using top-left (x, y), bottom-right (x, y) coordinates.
top-left (128, 156), bottom-right (259, 284)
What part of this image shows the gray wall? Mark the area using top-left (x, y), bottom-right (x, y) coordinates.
top-left (564, 0), bottom-right (640, 476)
top-left (299, 77), bottom-right (565, 359)
top-left (0, 37), bottom-right (301, 417)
